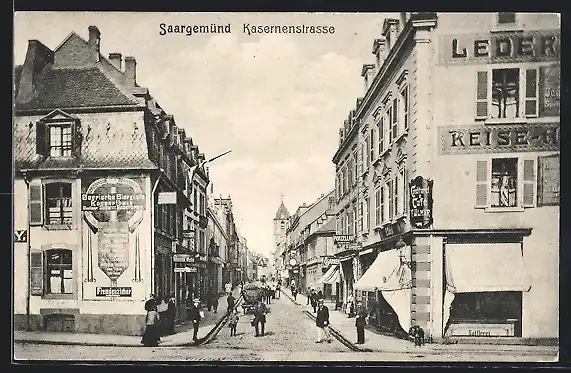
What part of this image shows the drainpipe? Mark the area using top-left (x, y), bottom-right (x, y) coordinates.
top-left (22, 172), bottom-right (31, 331)
top-left (150, 171), bottom-right (162, 295)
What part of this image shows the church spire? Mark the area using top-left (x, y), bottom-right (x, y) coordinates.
top-left (274, 197), bottom-right (290, 220)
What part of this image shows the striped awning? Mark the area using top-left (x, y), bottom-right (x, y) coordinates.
top-left (318, 265), bottom-right (340, 284)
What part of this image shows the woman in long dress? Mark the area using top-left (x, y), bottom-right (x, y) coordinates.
top-left (141, 298), bottom-right (160, 347)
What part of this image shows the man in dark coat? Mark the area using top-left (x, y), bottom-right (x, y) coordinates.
top-left (227, 292), bottom-right (236, 312)
top-left (186, 298), bottom-right (202, 342)
top-left (355, 300), bottom-right (368, 344)
top-left (165, 294), bottom-right (177, 335)
top-left (315, 299), bottom-right (332, 343)
top-left (253, 300), bottom-right (267, 337)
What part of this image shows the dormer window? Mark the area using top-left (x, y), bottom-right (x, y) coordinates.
top-left (497, 12), bottom-right (516, 25)
top-left (49, 123), bottom-right (73, 157)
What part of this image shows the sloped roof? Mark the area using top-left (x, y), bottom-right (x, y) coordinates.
top-left (274, 201), bottom-right (290, 220)
top-left (14, 66), bottom-right (139, 111)
top-left (14, 110), bottom-right (155, 171)
top-left (314, 217), bottom-right (335, 234)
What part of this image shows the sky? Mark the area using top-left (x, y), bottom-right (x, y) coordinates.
top-left (14, 12), bottom-right (396, 258)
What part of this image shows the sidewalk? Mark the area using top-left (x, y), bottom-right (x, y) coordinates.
top-left (282, 290), bottom-right (558, 356)
top-left (14, 289), bottom-right (241, 347)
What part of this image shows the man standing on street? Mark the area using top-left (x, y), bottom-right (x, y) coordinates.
top-left (253, 300), bottom-right (268, 337)
top-left (187, 298), bottom-right (203, 342)
top-left (315, 299), bottom-right (332, 343)
top-left (227, 292), bottom-right (236, 312)
top-left (355, 300), bottom-right (368, 344)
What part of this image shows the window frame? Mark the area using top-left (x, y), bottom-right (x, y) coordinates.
top-left (492, 12), bottom-right (522, 32)
top-left (399, 84), bottom-right (410, 132)
top-left (30, 180), bottom-right (76, 230)
top-left (40, 245), bottom-right (77, 300)
top-left (47, 122), bottom-right (74, 158)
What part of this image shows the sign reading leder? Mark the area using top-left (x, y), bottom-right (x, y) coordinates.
top-left (439, 30), bottom-right (560, 65)
top-left (439, 123), bottom-right (559, 155)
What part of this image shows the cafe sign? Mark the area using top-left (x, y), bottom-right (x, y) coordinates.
top-left (439, 30), bottom-right (560, 65)
top-left (409, 176), bottom-right (433, 229)
top-left (439, 123), bottom-right (559, 155)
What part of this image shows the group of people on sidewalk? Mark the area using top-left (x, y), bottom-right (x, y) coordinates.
top-left (141, 294), bottom-right (177, 347)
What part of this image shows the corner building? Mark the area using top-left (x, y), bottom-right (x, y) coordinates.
top-left (334, 12), bottom-right (559, 343)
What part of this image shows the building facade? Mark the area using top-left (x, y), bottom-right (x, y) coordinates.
top-left (334, 12), bottom-right (560, 343)
top-left (13, 26), bottom-right (214, 334)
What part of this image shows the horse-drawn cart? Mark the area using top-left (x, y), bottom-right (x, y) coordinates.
top-left (241, 283), bottom-right (263, 314)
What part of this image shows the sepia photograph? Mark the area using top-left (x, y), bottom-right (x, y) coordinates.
top-left (12, 11), bottom-right (560, 363)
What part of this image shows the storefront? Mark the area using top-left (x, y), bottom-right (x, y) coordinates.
top-left (443, 240), bottom-right (531, 338)
top-left (317, 257), bottom-right (341, 303)
top-left (154, 234), bottom-right (174, 300)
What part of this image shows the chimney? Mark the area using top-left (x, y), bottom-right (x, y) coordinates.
top-left (108, 53), bottom-right (122, 70)
top-left (372, 38), bottom-right (388, 70)
top-left (16, 40), bottom-right (54, 104)
top-left (361, 63), bottom-right (376, 92)
top-left (382, 18), bottom-right (400, 51)
top-left (124, 56), bottom-right (137, 87)
top-left (88, 26), bottom-right (101, 62)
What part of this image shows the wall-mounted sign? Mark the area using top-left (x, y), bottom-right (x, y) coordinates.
top-left (14, 230), bottom-right (28, 243)
top-left (174, 267), bottom-right (197, 273)
top-left (439, 30), bottom-right (560, 65)
top-left (198, 215), bottom-right (208, 229)
top-left (96, 287), bottom-right (132, 297)
top-left (173, 254), bottom-right (195, 263)
top-left (446, 322), bottom-right (515, 337)
top-left (378, 219), bottom-right (408, 240)
top-left (539, 65), bottom-right (560, 117)
top-left (334, 234), bottom-right (356, 244)
top-left (538, 154), bottom-right (560, 206)
top-left (409, 176), bottom-right (433, 229)
top-left (439, 123), bottom-right (559, 155)
top-left (158, 192), bottom-right (177, 205)
top-left (82, 179), bottom-right (145, 212)
top-left (323, 257), bottom-right (340, 267)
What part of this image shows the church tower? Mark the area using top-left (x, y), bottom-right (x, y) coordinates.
top-left (272, 196), bottom-right (290, 279)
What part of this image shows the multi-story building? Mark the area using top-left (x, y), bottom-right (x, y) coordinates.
top-left (334, 12), bottom-right (560, 343)
top-left (214, 197), bottom-right (241, 287)
top-left (13, 26), bottom-right (210, 334)
top-left (206, 186), bottom-right (228, 296)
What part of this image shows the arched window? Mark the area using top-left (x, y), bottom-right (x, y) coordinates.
top-left (46, 249), bottom-right (73, 294)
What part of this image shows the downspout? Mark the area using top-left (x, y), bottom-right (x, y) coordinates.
top-left (150, 172), bottom-right (162, 295)
top-left (22, 173), bottom-right (31, 331)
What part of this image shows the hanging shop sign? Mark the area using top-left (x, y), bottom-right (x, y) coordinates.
top-left (158, 191), bottom-right (177, 205)
top-left (538, 154), bottom-right (560, 206)
top-left (334, 234), bottom-right (356, 245)
top-left (439, 123), bottom-right (559, 155)
top-left (409, 176), bottom-right (433, 229)
top-left (173, 254), bottom-right (195, 263)
top-left (377, 219), bottom-right (408, 240)
top-left (199, 215), bottom-right (209, 229)
top-left (14, 230), bottom-right (28, 243)
top-left (439, 30), bottom-right (560, 65)
top-left (174, 267), bottom-right (198, 273)
top-left (323, 257), bottom-right (340, 267)
top-left (96, 287), bottom-right (132, 297)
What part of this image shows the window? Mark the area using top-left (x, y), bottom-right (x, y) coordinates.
top-left (365, 136), bottom-right (370, 168)
top-left (392, 98), bottom-right (399, 139)
top-left (45, 183), bottom-right (73, 225)
top-left (400, 168), bottom-right (407, 215)
top-left (380, 186), bottom-right (385, 224)
top-left (342, 166), bottom-right (347, 195)
top-left (497, 12), bottom-right (516, 24)
top-left (386, 106), bottom-right (393, 145)
top-left (353, 151), bottom-right (358, 184)
top-left (358, 145), bottom-right (363, 176)
top-left (200, 193), bottom-right (206, 216)
top-left (387, 179), bottom-right (393, 221)
top-left (475, 157), bottom-right (536, 209)
top-left (400, 86), bottom-right (409, 131)
top-left (378, 117), bottom-right (385, 155)
top-left (359, 201), bottom-right (364, 232)
top-left (353, 205), bottom-right (358, 236)
top-left (365, 197), bottom-right (370, 231)
top-left (46, 249), bottom-right (73, 295)
top-left (49, 124), bottom-right (73, 157)
top-left (476, 68), bottom-right (538, 120)
top-left (375, 188), bottom-right (381, 226)
top-left (370, 128), bottom-right (376, 162)
top-left (491, 158), bottom-right (518, 208)
top-left (348, 159), bottom-right (354, 187)
top-left (394, 175), bottom-right (400, 216)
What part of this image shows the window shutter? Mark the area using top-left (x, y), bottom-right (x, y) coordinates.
top-left (72, 120), bottom-right (83, 158)
top-left (30, 251), bottom-right (44, 296)
top-left (29, 181), bottom-right (44, 226)
top-left (476, 71), bottom-right (489, 119)
top-left (35, 121), bottom-right (47, 156)
top-left (522, 158), bottom-right (537, 207)
top-left (524, 69), bottom-right (538, 117)
top-left (475, 160), bottom-right (489, 208)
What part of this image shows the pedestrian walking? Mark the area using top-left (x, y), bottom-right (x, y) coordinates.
top-left (315, 299), bottom-right (332, 343)
top-left (252, 300), bottom-right (267, 337)
top-left (355, 300), bottom-right (368, 344)
top-left (228, 309), bottom-right (239, 337)
top-left (346, 294), bottom-right (355, 317)
top-left (186, 297), bottom-right (203, 342)
top-left (310, 290), bottom-right (318, 313)
top-left (165, 294), bottom-right (176, 335)
top-left (292, 286), bottom-right (298, 301)
top-left (156, 294), bottom-right (168, 336)
top-left (306, 287), bottom-right (312, 305)
top-left (276, 283), bottom-right (281, 298)
top-left (141, 297), bottom-right (160, 347)
top-left (265, 286), bottom-right (272, 305)
top-left (317, 289), bottom-right (323, 300)
top-left (225, 282), bottom-right (232, 295)
top-left (212, 294), bottom-right (219, 313)
top-left (227, 292), bottom-right (236, 312)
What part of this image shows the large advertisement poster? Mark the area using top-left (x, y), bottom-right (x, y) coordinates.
top-left (82, 177), bottom-right (147, 300)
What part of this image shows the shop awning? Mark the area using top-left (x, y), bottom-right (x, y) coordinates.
top-left (318, 265), bottom-right (340, 284)
top-left (445, 243), bottom-right (532, 293)
top-left (354, 246), bottom-right (413, 292)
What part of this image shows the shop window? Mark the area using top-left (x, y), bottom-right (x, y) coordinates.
top-left (475, 68), bottom-right (538, 120)
top-left (46, 249), bottom-right (73, 295)
top-left (475, 157), bottom-right (536, 209)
